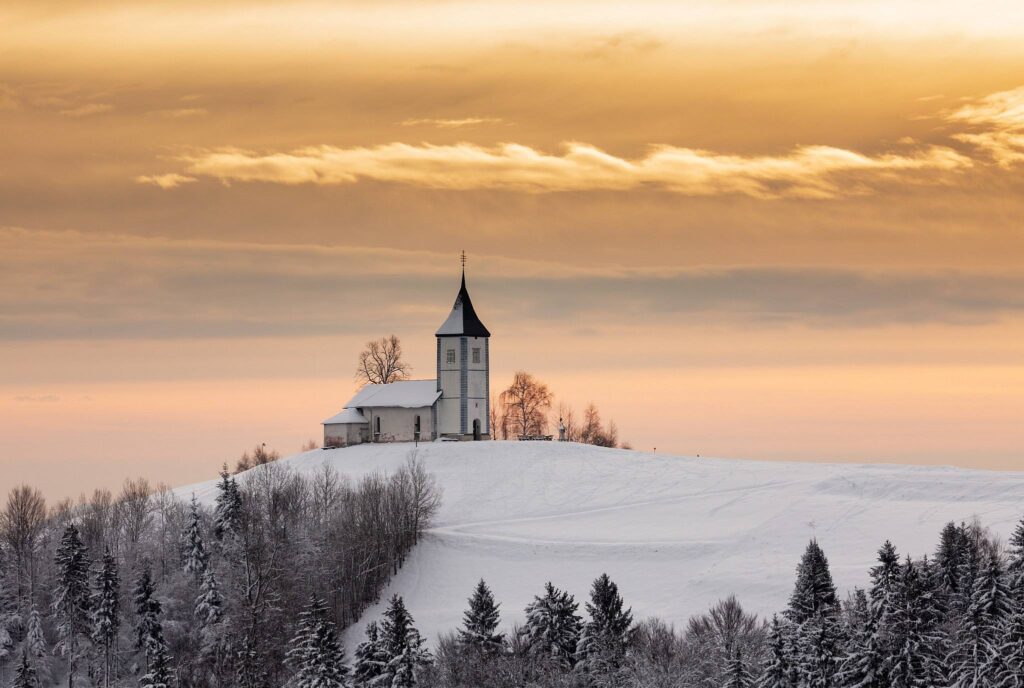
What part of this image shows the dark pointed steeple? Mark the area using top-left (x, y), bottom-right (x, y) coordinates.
top-left (436, 260), bottom-right (490, 337)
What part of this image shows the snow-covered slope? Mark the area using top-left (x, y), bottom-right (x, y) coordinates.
top-left (179, 442), bottom-right (1024, 644)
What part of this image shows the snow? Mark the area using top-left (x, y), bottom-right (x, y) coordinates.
top-left (341, 380), bottom-right (441, 409)
top-left (177, 441), bottom-right (1024, 645)
top-left (322, 408), bottom-right (368, 425)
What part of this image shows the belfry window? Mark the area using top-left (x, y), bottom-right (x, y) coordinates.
top-left (447, 349), bottom-right (456, 364)
top-left (472, 347), bottom-right (481, 364)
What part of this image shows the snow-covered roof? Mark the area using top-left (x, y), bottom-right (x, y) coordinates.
top-left (344, 379), bottom-right (441, 409)
top-left (321, 407), bottom-right (368, 425)
top-left (435, 272), bottom-right (490, 338)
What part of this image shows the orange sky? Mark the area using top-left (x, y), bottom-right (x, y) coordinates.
top-left (2, 0), bottom-right (1024, 500)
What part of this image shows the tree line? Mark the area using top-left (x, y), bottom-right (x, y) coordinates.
top-left (0, 455), bottom-right (440, 688)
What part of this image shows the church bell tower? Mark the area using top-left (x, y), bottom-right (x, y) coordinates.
top-left (435, 254), bottom-right (491, 440)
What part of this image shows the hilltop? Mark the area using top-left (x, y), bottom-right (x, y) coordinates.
top-left (179, 441), bottom-right (1024, 644)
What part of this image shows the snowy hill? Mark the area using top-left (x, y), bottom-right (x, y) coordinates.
top-left (179, 441), bottom-right (1024, 644)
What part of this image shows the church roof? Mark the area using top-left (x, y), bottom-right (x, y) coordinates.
top-left (435, 272), bottom-right (491, 337)
top-left (321, 407), bottom-right (368, 425)
top-left (343, 379), bottom-right (441, 409)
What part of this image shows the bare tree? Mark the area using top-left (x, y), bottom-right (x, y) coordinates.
top-left (1, 485), bottom-right (47, 603)
top-left (499, 371), bottom-right (553, 438)
top-left (356, 334), bottom-right (411, 386)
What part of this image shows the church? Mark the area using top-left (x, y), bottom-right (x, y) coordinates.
top-left (321, 267), bottom-right (491, 446)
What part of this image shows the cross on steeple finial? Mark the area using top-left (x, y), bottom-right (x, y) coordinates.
top-left (460, 250), bottom-right (466, 272)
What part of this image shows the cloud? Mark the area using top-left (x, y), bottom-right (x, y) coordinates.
top-left (169, 140), bottom-right (969, 199)
top-left (14, 394), bottom-right (61, 402)
top-left (151, 107), bottom-right (208, 118)
top-left (0, 84), bottom-right (19, 110)
top-left (4, 227), bottom-right (1024, 342)
top-left (136, 173), bottom-right (197, 189)
top-left (947, 86), bottom-right (1024, 168)
top-left (400, 117), bottom-right (504, 128)
top-left (59, 102), bottom-right (114, 117)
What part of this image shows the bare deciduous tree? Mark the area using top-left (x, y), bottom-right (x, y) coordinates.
top-left (499, 371), bottom-right (553, 438)
top-left (1, 485), bottom-right (47, 603)
top-left (356, 334), bottom-right (411, 386)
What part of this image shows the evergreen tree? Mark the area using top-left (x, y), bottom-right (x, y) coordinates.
top-left (378, 595), bottom-right (430, 686)
top-left (353, 621), bottom-right (387, 686)
top-left (996, 571), bottom-right (1024, 686)
top-left (796, 616), bottom-right (841, 688)
top-left (286, 594), bottom-right (348, 688)
top-left (53, 523), bottom-right (91, 688)
top-left (457, 579), bottom-right (504, 653)
top-left (787, 540), bottom-right (839, 624)
top-left (133, 561), bottom-right (164, 663)
top-left (1008, 516), bottom-right (1024, 583)
top-left (26, 608), bottom-right (46, 659)
top-left (576, 573), bottom-right (634, 672)
top-left (236, 634), bottom-right (269, 688)
top-left (194, 568), bottom-right (224, 627)
top-left (520, 582), bottom-right (583, 666)
top-left (837, 610), bottom-right (885, 688)
top-left (888, 557), bottom-right (946, 688)
top-left (757, 616), bottom-right (795, 688)
top-left (213, 466), bottom-right (242, 541)
top-left (141, 641), bottom-right (173, 688)
top-left (868, 541), bottom-right (901, 620)
top-left (936, 522), bottom-right (966, 596)
top-left (91, 548), bottom-right (120, 688)
top-left (950, 548), bottom-right (1010, 688)
top-left (725, 648), bottom-right (754, 688)
top-left (182, 495), bottom-right (209, 579)
top-left (11, 649), bottom-right (37, 688)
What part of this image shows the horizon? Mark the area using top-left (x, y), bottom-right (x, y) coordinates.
top-left (3, 0), bottom-right (1024, 501)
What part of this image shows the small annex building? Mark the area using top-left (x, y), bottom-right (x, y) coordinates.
top-left (322, 265), bottom-right (491, 447)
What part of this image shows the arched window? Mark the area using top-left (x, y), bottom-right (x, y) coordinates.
top-left (374, 416), bottom-right (381, 441)
top-left (473, 418), bottom-right (481, 441)
top-left (414, 415), bottom-right (421, 439)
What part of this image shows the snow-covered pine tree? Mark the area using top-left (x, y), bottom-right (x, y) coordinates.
top-left (140, 640), bottom-right (173, 688)
top-left (194, 567), bottom-right (224, 627)
top-left (949, 548), bottom-right (1011, 688)
top-left (887, 557), bottom-right (946, 688)
top-left (457, 579), bottom-right (504, 653)
top-left (286, 594), bottom-right (348, 688)
top-left (787, 540), bottom-right (839, 624)
top-left (91, 547), bottom-right (120, 688)
top-left (996, 570), bottom-right (1024, 686)
top-left (182, 495), bottom-right (209, 579)
top-left (520, 581), bottom-right (583, 666)
top-left (133, 561), bottom-right (164, 663)
top-left (936, 522), bottom-right (966, 597)
top-left (796, 616), bottom-right (841, 688)
top-left (379, 595), bottom-right (431, 686)
top-left (724, 648), bottom-right (754, 688)
top-left (756, 616), bottom-right (795, 688)
top-left (11, 648), bottom-right (37, 688)
top-left (868, 541), bottom-right (901, 621)
top-left (235, 634), bottom-right (269, 688)
top-left (53, 523), bottom-right (91, 688)
top-left (26, 607), bottom-right (46, 659)
top-left (837, 607), bottom-right (885, 688)
top-left (576, 573), bottom-right (634, 673)
top-left (213, 466), bottom-right (242, 541)
top-left (353, 621), bottom-right (387, 686)
top-left (1008, 516), bottom-right (1024, 583)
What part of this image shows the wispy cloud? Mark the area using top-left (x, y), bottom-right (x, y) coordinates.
top-left (151, 107), bottom-right (208, 118)
top-left (14, 394), bottom-right (61, 403)
top-left (164, 141), bottom-right (968, 199)
top-left (947, 86), bottom-right (1024, 169)
top-left (0, 84), bottom-right (19, 110)
top-left (400, 117), bottom-right (504, 128)
top-left (136, 173), bottom-right (197, 189)
top-left (5, 227), bottom-right (1024, 341)
top-left (59, 103), bottom-right (114, 117)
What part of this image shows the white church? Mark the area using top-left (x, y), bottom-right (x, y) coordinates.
top-left (321, 268), bottom-right (491, 446)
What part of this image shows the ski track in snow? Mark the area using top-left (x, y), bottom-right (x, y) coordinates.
top-left (175, 441), bottom-right (1024, 646)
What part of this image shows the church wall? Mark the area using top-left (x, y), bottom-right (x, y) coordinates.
top-left (436, 335), bottom-right (490, 438)
top-left (364, 406), bottom-right (435, 443)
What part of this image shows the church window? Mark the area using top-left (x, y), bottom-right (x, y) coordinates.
top-left (472, 347), bottom-right (481, 364)
top-left (446, 349), bottom-right (456, 364)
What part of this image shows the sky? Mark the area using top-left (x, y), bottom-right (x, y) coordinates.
top-left (2, 0), bottom-right (1024, 500)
